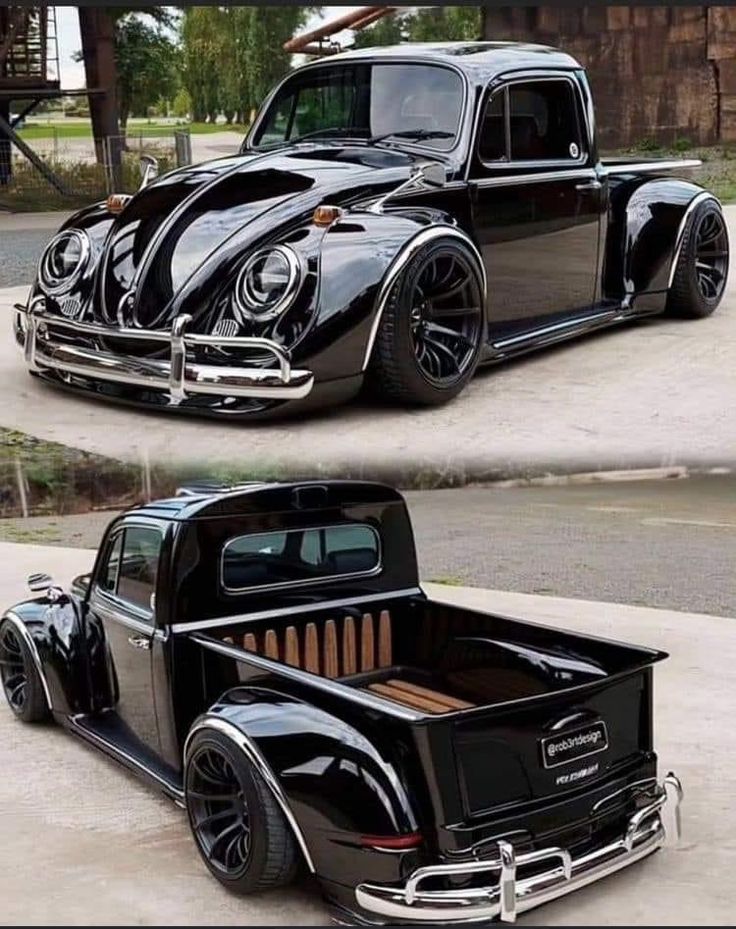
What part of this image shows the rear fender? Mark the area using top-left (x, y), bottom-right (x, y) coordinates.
top-left (607, 176), bottom-right (715, 303)
top-left (186, 687), bottom-right (422, 883)
top-left (2, 595), bottom-right (88, 716)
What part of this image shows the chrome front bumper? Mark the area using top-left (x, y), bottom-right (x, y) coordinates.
top-left (15, 300), bottom-right (314, 404)
top-left (355, 773), bottom-right (682, 925)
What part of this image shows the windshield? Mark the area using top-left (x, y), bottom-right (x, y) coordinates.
top-left (251, 62), bottom-right (464, 151)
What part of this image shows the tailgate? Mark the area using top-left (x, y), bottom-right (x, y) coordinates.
top-left (453, 668), bottom-right (651, 818)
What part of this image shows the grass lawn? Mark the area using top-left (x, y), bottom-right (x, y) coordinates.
top-left (19, 121), bottom-right (247, 140)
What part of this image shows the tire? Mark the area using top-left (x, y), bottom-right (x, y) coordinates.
top-left (666, 199), bottom-right (729, 319)
top-left (0, 619), bottom-right (49, 723)
top-left (185, 728), bottom-right (298, 894)
top-left (368, 237), bottom-right (485, 406)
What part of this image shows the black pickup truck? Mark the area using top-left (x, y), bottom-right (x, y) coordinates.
top-left (1, 481), bottom-right (682, 923)
top-left (15, 42), bottom-right (728, 419)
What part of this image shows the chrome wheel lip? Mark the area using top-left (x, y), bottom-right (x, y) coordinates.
top-left (694, 209), bottom-right (728, 303)
top-left (187, 745), bottom-right (252, 877)
top-left (0, 624), bottom-right (27, 713)
top-left (408, 250), bottom-right (482, 388)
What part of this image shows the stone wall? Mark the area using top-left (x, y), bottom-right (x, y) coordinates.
top-left (482, 5), bottom-right (736, 149)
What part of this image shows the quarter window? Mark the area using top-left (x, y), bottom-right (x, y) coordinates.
top-left (98, 526), bottom-right (161, 614)
top-left (222, 524), bottom-right (381, 591)
top-left (478, 78), bottom-right (583, 164)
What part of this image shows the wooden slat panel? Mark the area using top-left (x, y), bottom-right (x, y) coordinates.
top-left (264, 629), bottom-right (279, 661)
top-left (378, 610), bottom-right (392, 668)
top-left (386, 678), bottom-right (474, 710)
top-left (243, 633), bottom-right (257, 653)
top-left (323, 619), bottom-right (339, 678)
top-left (368, 682), bottom-right (448, 714)
top-left (361, 613), bottom-right (375, 672)
top-left (304, 623), bottom-right (320, 675)
top-left (284, 626), bottom-right (300, 667)
top-left (342, 616), bottom-right (357, 675)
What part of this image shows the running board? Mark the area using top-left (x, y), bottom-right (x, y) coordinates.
top-left (486, 306), bottom-right (630, 360)
top-left (67, 712), bottom-right (184, 803)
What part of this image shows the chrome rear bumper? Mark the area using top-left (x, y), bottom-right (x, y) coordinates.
top-left (355, 773), bottom-right (682, 924)
top-left (15, 300), bottom-right (314, 404)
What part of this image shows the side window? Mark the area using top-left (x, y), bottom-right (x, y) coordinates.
top-left (478, 78), bottom-right (583, 165)
top-left (100, 532), bottom-right (123, 594)
top-left (98, 526), bottom-right (161, 615)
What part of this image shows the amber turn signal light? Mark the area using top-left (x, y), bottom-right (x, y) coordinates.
top-left (106, 193), bottom-right (132, 214)
top-left (313, 204), bottom-right (343, 226)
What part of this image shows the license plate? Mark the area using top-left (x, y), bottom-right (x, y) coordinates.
top-left (540, 721), bottom-right (609, 769)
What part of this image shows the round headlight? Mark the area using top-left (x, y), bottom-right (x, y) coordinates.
top-left (39, 229), bottom-right (90, 295)
top-left (234, 245), bottom-right (302, 322)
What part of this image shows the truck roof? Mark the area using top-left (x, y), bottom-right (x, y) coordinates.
top-left (322, 41), bottom-right (581, 78)
top-left (126, 480), bottom-right (407, 522)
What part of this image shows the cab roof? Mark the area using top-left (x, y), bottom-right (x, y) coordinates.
top-left (125, 480), bottom-right (406, 522)
top-left (316, 41), bottom-right (581, 81)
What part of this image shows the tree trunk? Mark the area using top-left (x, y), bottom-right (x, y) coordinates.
top-left (78, 6), bottom-right (121, 182)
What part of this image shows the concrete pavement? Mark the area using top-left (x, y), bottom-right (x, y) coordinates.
top-left (0, 540), bottom-right (734, 924)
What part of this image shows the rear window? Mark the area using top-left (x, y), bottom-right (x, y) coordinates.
top-left (221, 524), bottom-right (381, 592)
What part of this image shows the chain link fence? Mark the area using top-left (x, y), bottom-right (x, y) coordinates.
top-left (0, 128), bottom-right (192, 211)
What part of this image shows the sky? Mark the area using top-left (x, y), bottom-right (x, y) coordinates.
top-left (56, 6), bottom-right (363, 90)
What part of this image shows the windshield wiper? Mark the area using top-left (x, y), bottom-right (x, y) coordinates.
top-left (367, 129), bottom-right (455, 144)
top-left (288, 127), bottom-right (368, 144)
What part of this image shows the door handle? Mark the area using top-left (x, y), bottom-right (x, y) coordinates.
top-left (127, 635), bottom-right (151, 650)
top-left (575, 180), bottom-right (602, 191)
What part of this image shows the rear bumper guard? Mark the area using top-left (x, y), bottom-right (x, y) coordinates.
top-left (15, 299), bottom-right (314, 403)
top-left (355, 773), bottom-right (682, 924)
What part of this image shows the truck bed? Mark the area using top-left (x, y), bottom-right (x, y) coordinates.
top-left (192, 595), bottom-right (665, 717)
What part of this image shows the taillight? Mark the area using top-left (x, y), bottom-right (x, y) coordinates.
top-left (359, 832), bottom-right (423, 850)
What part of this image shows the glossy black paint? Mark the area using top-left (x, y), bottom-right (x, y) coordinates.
top-left (2, 480), bottom-right (670, 920)
top-left (21, 43), bottom-right (718, 417)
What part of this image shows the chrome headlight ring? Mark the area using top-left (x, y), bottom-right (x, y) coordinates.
top-left (38, 229), bottom-right (91, 296)
top-left (233, 245), bottom-right (303, 323)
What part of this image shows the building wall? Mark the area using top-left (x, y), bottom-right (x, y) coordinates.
top-left (482, 5), bottom-right (736, 149)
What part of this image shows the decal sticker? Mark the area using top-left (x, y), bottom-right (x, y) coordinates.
top-left (540, 721), bottom-right (608, 769)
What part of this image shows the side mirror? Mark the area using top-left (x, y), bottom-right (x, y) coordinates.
top-left (421, 163), bottom-right (447, 188)
top-left (139, 154), bottom-right (159, 189)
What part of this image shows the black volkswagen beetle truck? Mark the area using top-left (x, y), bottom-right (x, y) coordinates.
top-left (15, 43), bottom-right (729, 419)
top-left (1, 481), bottom-right (682, 924)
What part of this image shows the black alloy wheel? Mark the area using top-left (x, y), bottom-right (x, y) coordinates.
top-left (0, 620), bottom-right (49, 723)
top-left (408, 248), bottom-right (483, 387)
top-left (369, 238), bottom-right (485, 405)
top-left (187, 745), bottom-right (252, 876)
top-left (693, 208), bottom-right (729, 303)
top-left (667, 200), bottom-right (729, 318)
top-left (185, 729), bottom-right (298, 893)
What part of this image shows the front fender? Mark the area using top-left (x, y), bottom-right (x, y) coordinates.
top-left (295, 210), bottom-right (484, 381)
top-left (186, 687), bottom-right (422, 884)
top-left (607, 175), bottom-right (713, 301)
top-left (2, 595), bottom-right (88, 716)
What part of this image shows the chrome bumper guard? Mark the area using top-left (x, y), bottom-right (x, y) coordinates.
top-left (355, 773), bottom-right (682, 924)
top-left (15, 300), bottom-right (314, 403)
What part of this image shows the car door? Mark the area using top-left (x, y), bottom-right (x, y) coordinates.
top-left (469, 72), bottom-right (603, 343)
top-left (87, 521), bottom-right (163, 755)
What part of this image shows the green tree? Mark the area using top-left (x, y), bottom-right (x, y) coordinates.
top-left (352, 12), bottom-right (406, 49)
top-left (114, 13), bottom-right (180, 129)
top-left (181, 6), bottom-right (227, 123)
top-left (181, 6), bottom-right (310, 127)
top-left (353, 7), bottom-right (481, 48)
